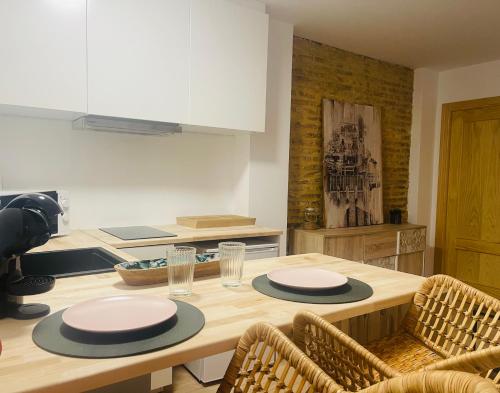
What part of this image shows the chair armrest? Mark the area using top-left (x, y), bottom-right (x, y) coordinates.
top-left (359, 371), bottom-right (498, 393)
top-left (217, 322), bottom-right (342, 393)
top-left (424, 345), bottom-right (500, 386)
top-left (293, 310), bottom-right (399, 391)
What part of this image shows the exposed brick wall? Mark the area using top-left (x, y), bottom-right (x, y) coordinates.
top-left (288, 37), bottom-right (414, 229)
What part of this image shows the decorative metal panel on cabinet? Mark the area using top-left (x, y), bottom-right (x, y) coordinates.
top-left (292, 224), bottom-right (427, 276)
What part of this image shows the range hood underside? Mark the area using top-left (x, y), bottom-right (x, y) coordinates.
top-left (73, 115), bottom-right (182, 136)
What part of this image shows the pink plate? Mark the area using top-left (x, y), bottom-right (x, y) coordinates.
top-left (267, 267), bottom-right (348, 291)
top-left (62, 295), bottom-right (177, 333)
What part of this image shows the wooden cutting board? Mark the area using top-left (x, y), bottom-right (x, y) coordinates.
top-left (176, 215), bottom-right (256, 229)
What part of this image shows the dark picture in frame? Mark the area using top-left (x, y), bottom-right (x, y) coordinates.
top-left (323, 99), bottom-right (383, 228)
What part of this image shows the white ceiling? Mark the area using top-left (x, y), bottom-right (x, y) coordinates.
top-left (262, 0), bottom-right (500, 70)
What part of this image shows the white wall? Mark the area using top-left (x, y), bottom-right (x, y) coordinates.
top-left (408, 68), bottom-right (438, 225)
top-left (0, 115), bottom-right (249, 228)
top-left (408, 68), bottom-right (438, 273)
top-left (409, 59), bottom-right (500, 273)
top-left (437, 59), bottom-right (500, 104)
top-left (249, 19), bottom-right (293, 254)
top-left (0, 17), bottom-right (294, 250)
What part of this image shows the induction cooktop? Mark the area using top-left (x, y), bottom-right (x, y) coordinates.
top-left (99, 226), bottom-right (177, 241)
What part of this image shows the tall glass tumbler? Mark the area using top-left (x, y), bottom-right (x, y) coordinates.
top-left (219, 242), bottom-right (245, 287)
top-left (167, 246), bottom-right (196, 296)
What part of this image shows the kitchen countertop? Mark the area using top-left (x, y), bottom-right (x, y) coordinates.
top-left (0, 253), bottom-right (425, 393)
top-left (28, 230), bottom-right (137, 260)
top-left (29, 223), bottom-right (283, 257)
top-left (85, 224), bottom-right (283, 248)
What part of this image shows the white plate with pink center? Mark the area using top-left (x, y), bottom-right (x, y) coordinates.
top-left (62, 295), bottom-right (177, 333)
top-left (267, 267), bottom-right (348, 291)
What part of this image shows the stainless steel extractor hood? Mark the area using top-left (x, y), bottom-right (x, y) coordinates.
top-left (73, 115), bottom-right (182, 136)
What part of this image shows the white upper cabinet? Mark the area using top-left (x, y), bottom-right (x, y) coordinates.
top-left (0, 0), bottom-right (269, 132)
top-left (0, 0), bottom-right (86, 113)
top-left (189, 0), bottom-right (269, 133)
top-left (87, 0), bottom-right (190, 123)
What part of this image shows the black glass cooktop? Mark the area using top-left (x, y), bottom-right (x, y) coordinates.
top-left (99, 226), bottom-right (177, 241)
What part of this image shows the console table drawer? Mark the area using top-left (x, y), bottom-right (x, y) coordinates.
top-left (363, 232), bottom-right (397, 260)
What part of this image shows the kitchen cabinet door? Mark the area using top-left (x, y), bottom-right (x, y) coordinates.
top-left (87, 0), bottom-right (189, 123)
top-left (0, 0), bottom-right (86, 114)
top-left (190, 0), bottom-right (269, 132)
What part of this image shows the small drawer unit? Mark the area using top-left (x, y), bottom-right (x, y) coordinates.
top-left (363, 232), bottom-right (397, 261)
top-left (293, 224), bottom-right (427, 276)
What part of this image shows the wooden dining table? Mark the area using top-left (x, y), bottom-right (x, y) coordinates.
top-left (0, 253), bottom-right (425, 393)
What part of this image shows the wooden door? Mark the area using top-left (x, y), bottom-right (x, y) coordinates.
top-left (436, 97), bottom-right (500, 298)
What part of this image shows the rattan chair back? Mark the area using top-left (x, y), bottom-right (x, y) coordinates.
top-left (216, 320), bottom-right (498, 393)
top-left (294, 310), bottom-right (398, 391)
top-left (359, 370), bottom-right (497, 393)
top-left (217, 322), bottom-right (342, 393)
top-left (403, 274), bottom-right (499, 383)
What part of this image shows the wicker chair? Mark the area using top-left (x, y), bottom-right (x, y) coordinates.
top-left (217, 322), bottom-right (340, 393)
top-left (293, 275), bottom-right (500, 391)
top-left (217, 321), bottom-right (497, 393)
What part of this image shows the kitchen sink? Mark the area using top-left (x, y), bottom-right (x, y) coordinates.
top-left (20, 247), bottom-right (126, 278)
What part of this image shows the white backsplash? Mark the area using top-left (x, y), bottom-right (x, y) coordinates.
top-left (0, 115), bottom-right (250, 228)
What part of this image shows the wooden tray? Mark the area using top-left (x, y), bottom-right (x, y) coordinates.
top-left (176, 215), bottom-right (256, 229)
top-left (115, 260), bottom-right (220, 286)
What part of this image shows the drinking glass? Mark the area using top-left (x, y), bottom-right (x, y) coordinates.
top-left (167, 246), bottom-right (196, 296)
top-left (219, 242), bottom-right (245, 287)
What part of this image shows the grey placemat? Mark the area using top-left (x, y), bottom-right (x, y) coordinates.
top-left (32, 300), bottom-right (204, 358)
top-left (252, 275), bottom-right (373, 304)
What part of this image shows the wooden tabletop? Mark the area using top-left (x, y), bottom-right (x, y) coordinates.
top-left (85, 224), bottom-right (283, 248)
top-left (0, 253), bottom-right (425, 393)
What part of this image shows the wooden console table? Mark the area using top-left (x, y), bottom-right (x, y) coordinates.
top-left (292, 224), bottom-right (426, 276)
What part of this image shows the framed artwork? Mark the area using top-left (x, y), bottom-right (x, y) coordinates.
top-left (323, 99), bottom-right (383, 228)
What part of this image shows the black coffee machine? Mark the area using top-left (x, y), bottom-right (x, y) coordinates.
top-left (0, 193), bottom-right (63, 319)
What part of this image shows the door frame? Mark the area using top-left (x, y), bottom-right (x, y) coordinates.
top-left (434, 96), bottom-right (500, 274)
